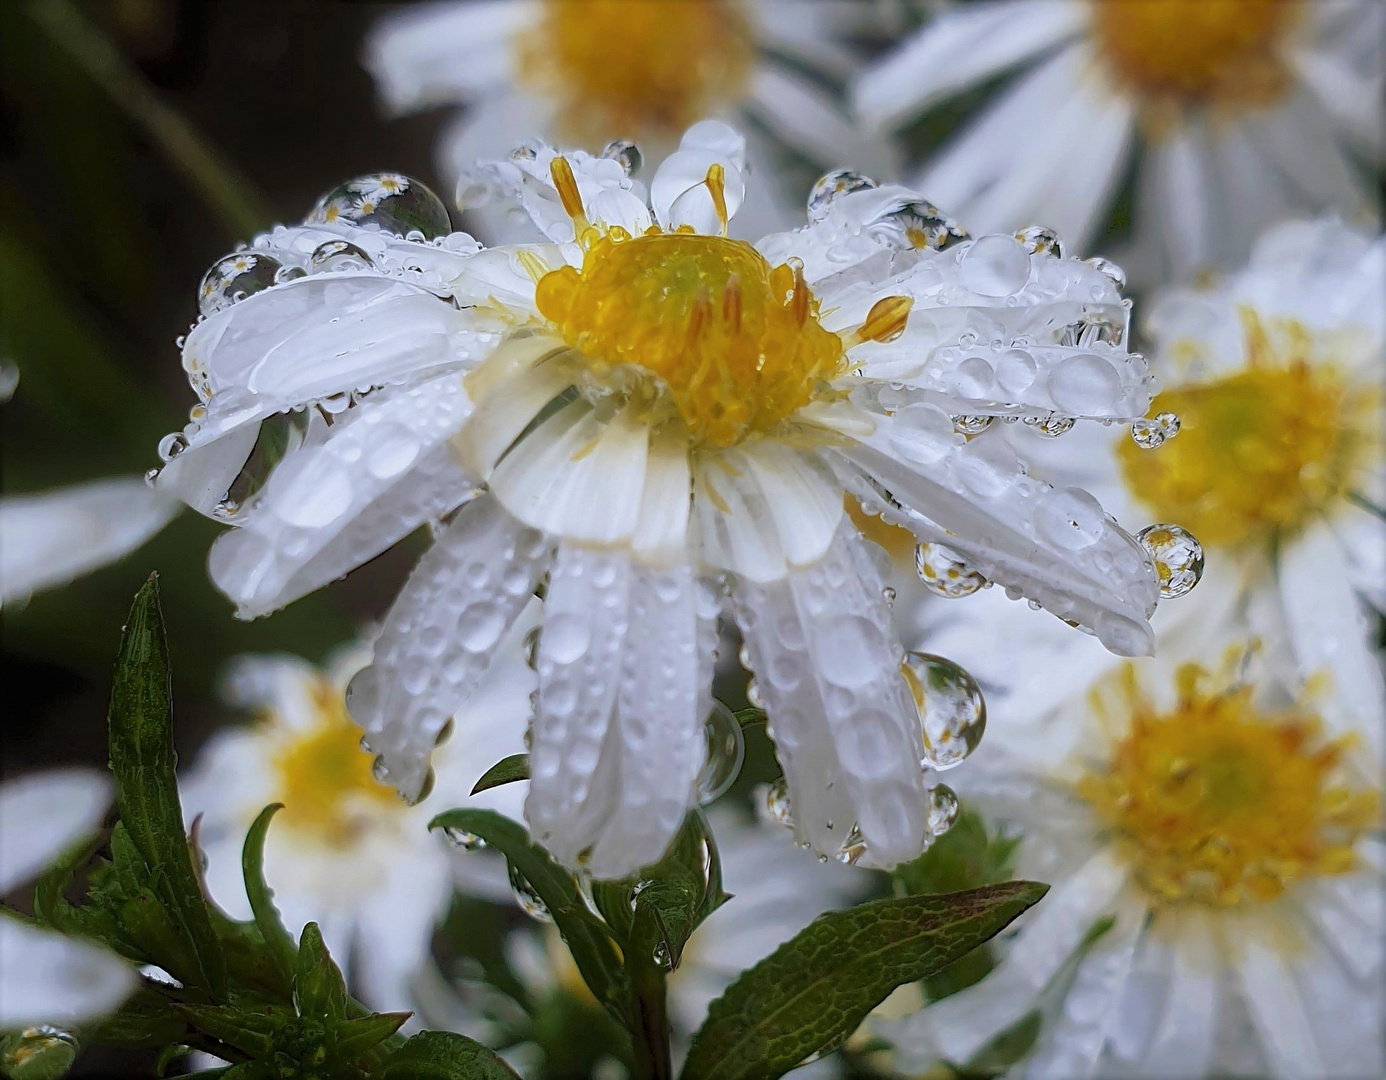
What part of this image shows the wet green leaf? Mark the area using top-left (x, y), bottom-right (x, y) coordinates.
top-left (169, 1005), bottom-right (283, 1058)
top-left (107, 575), bottom-right (226, 998)
top-left (380, 1032), bottom-right (522, 1080)
top-left (681, 881), bottom-right (1049, 1080)
top-left (293, 922), bottom-right (349, 1025)
top-left (241, 803), bottom-right (295, 992)
top-left (336, 1013), bottom-right (411, 1059)
top-left (470, 754), bottom-right (530, 795)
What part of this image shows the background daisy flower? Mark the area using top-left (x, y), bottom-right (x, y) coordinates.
top-left (880, 591), bottom-right (1384, 1079)
top-left (155, 123), bottom-right (1174, 882)
top-left (855, 0), bottom-right (1383, 281)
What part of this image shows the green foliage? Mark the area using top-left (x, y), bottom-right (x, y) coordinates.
top-left (470, 755), bottom-right (532, 795)
top-left (680, 881), bottom-right (1048, 1080)
top-left (379, 1032), bottom-right (521, 1080)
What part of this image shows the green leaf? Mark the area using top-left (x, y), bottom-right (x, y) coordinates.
top-left (380, 1032), bottom-right (522, 1080)
top-left (294, 922), bottom-right (349, 1024)
top-left (169, 1005), bottom-right (284, 1058)
top-left (680, 881), bottom-right (1049, 1080)
top-left (429, 810), bottom-right (626, 1014)
top-left (91, 987), bottom-right (189, 1048)
top-left (241, 803), bottom-right (296, 991)
top-left (119, 887), bottom-right (207, 990)
top-left (0, 1027), bottom-right (78, 1080)
top-left (336, 1013), bottom-right (412, 1059)
top-left (628, 810), bottom-right (726, 972)
top-left (470, 754), bottom-right (530, 795)
top-left (733, 708), bottom-right (766, 731)
top-left (106, 575), bottom-right (226, 998)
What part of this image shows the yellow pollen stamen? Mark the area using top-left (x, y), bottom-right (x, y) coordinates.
top-left (549, 156), bottom-right (588, 230)
top-left (844, 295), bottom-right (915, 349)
top-left (1117, 310), bottom-right (1379, 549)
top-left (1092, 0), bottom-right (1300, 124)
top-left (705, 163), bottom-right (729, 235)
top-left (271, 679), bottom-right (398, 847)
top-left (1077, 659), bottom-right (1377, 907)
top-left (517, 0), bottom-right (753, 143)
top-left (535, 230), bottom-right (845, 448)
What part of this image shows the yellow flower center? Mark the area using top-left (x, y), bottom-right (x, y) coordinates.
top-left (272, 679), bottom-right (398, 847)
top-left (1091, 0), bottom-right (1299, 117)
top-left (536, 228), bottom-right (854, 448)
top-left (1117, 312), bottom-right (1377, 550)
top-left (517, 0), bottom-right (754, 143)
top-left (1078, 661), bottom-right (1376, 907)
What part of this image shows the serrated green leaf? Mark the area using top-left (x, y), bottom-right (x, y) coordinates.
top-left (380, 1032), bottom-right (522, 1080)
top-left (336, 1013), bottom-right (411, 1058)
top-left (429, 809), bottom-right (627, 1014)
top-left (31, 835), bottom-right (99, 935)
top-left (241, 804), bottom-right (296, 992)
top-left (294, 922), bottom-right (349, 1024)
top-left (91, 987), bottom-right (189, 1049)
top-left (170, 1004), bottom-right (288, 1057)
top-left (119, 887), bottom-right (206, 990)
top-left (107, 575), bottom-right (226, 998)
top-left (680, 881), bottom-right (1049, 1080)
top-left (470, 754), bottom-right (531, 795)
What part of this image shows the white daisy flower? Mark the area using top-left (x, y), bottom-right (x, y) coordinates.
top-left (999, 217), bottom-right (1384, 742)
top-left (180, 614), bottom-right (535, 1013)
top-left (0, 771), bottom-right (137, 1028)
top-left (155, 123), bottom-right (1173, 880)
top-left (363, 0), bottom-right (899, 237)
top-left (855, 0), bottom-right (1383, 281)
top-left (0, 477), bottom-right (180, 608)
top-left (879, 590), bottom-right (1384, 1079)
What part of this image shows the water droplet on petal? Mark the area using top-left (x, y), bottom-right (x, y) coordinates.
top-left (927, 784), bottom-right (960, 837)
top-left (764, 777), bottom-right (793, 829)
top-left (1033, 487), bottom-right (1106, 550)
top-left (1136, 524), bottom-right (1204, 598)
top-left (959, 234), bottom-right (1031, 297)
top-left (601, 139), bottom-right (643, 176)
top-left (198, 252), bottom-right (282, 316)
top-left (915, 542), bottom-right (988, 598)
top-left (807, 169), bottom-right (877, 221)
top-left (1014, 225), bottom-right (1063, 258)
top-left (307, 173), bottom-right (451, 239)
top-left (953, 414), bottom-right (993, 435)
top-left (835, 826), bottom-right (868, 865)
top-left (1086, 255), bottom-right (1127, 288)
top-left (509, 863), bottom-right (554, 923)
top-left (1024, 413), bottom-right (1076, 438)
top-left (1048, 353), bottom-right (1123, 414)
top-left (1130, 411), bottom-right (1181, 449)
top-left (370, 755), bottom-right (391, 784)
top-left (157, 432), bottom-right (189, 462)
top-left (875, 199), bottom-right (969, 250)
top-left (310, 239), bottom-right (374, 272)
top-left (903, 652), bottom-right (986, 771)
top-left (696, 701), bottom-right (745, 804)
top-left (443, 826), bottom-right (487, 851)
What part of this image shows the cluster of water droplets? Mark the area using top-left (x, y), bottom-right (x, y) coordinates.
top-left (806, 169), bottom-right (970, 252)
top-left (1130, 411), bottom-right (1182, 449)
top-left (1, 1026), bottom-right (78, 1077)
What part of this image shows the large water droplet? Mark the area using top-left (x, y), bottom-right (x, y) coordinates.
top-left (1024, 413), bottom-right (1076, 438)
top-left (509, 863), bottom-right (554, 923)
top-left (1136, 524), bottom-right (1204, 598)
top-left (1130, 411), bottom-right (1181, 449)
top-left (541, 613), bottom-right (590, 665)
top-left (952, 414), bottom-right (993, 435)
top-left (807, 169), bottom-right (877, 221)
top-left (1086, 255), bottom-right (1126, 288)
top-left (1048, 353), bottom-right (1123, 414)
top-left (1034, 487), bottom-right (1105, 550)
top-left (307, 173), bottom-right (451, 239)
top-left (198, 252), bottom-right (282, 317)
top-left (835, 826), bottom-right (868, 865)
top-left (959, 234), bottom-right (1031, 297)
top-left (442, 825), bottom-right (487, 851)
top-left (915, 542), bottom-right (988, 598)
top-left (903, 652), bottom-right (986, 771)
top-left (2, 1026), bottom-right (78, 1079)
top-left (927, 784), bottom-right (960, 837)
top-left (310, 239), bottom-right (374, 272)
top-left (764, 777), bottom-right (793, 829)
top-left (601, 139), bottom-right (643, 176)
top-left (696, 701), bottom-right (744, 804)
top-left (1015, 225), bottom-right (1063, 258)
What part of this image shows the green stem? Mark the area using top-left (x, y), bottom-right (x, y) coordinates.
top-left (629, 965), bottom-right (673, 1080)
top-left (29, 0), bottom-right (273, 238)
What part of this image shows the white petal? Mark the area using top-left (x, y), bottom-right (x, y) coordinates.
top-left (651, 149), bottom-right (746, 233)
top-left (833, 427), bottom-right (1159, 655)
top-left (362, 0), bottom-right (532, 113)
top-left (747, 65), bottom-right (897, 176)
top-left (1133, 913), bottom-right (1218, 1078)
top-left (0, 478), bottom-right (178, 606)
top-left (470, 149), bottom-right (644, 244)
top-left (0, 771), bottom-right (111, 893)
top-left (732, 525), bottom-right (928, 866)
top-left (631, 425), bottom-right (692, 567)
top-left (0, 918), bottom-right (135, 1027)
top-left (1293, 930), bottom-right (1385, 1078)
top-left (349, 496), bottom-right (552, 800)
top-left (1290, 44), bottom-right (1385, 160)
top-left (490, 402), bottom-right (649, 544)
top-left (451, 334), bottom-right (573, 477)
top-left (852, 0), bottom-right (1087, 130)
top-left (351, 854), bottom-right (452, 1012)
top-left (208, 374), bottom-right (477, 617)
top-left (1234, 930), bottom-right (1324, 1080)
top-left (678, 120), bottom-right (748, 170)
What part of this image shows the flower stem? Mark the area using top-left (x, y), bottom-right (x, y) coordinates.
top-left (29, 0), bottom-right (273, 239)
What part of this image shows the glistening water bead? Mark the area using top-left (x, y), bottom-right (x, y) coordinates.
top-left (1136, 523), bottom-right (1205, 598)
top-left (197, 252), bottom-right (282, 317)
top-left (901, 652), bottom-right (987, 771)
top-left (696, 701), bottom-right (745, 804)
top-left (1130, 411), bottom-right (1182, 449)
top-left (806, 169), bottom-right (878, 221)
top-left (306, 173), bottom-right (452, 240)
top-left (509, 863), bottom-right (554, 923)
top-left (915, 541), bottom-right (989, 598)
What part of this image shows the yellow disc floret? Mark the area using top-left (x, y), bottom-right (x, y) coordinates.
top-left (272, 678), bottom-right (398, 846)
top-left (535, 229), bottom-right (849, 448)
top-left (517, 0), bottom-right (753, 143)
top-left (1078, 661), bottom-right (1376, 907)
top-left (1092, 0), bottom-right (1299, 118)
top-left (1117, 311), bottom-right (1377, 549)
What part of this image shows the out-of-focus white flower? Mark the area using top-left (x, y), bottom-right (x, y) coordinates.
top-left (878, 590), bottom-right (1384, 1079)
top-left (978, 218), bottom-right (1384, 744)
top-left (855, 0), bottom-right (1382, 281)
top-left (364, 0), bottom-right (897, 238)
top-left (0, 477), bottom-right (179, 608)
top-left (0, 771), bottom-right (137, 1028)
top-left (180, 612), bottom-right (535, 1013)
top-left (156, 123), bottom-right (1177, 880)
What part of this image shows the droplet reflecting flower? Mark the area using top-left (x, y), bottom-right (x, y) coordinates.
top-left (696, 701), bottom-right (745, 803)
top-left (1130, 411), bottom-right (1181, 449)
top-left (198, 252), bottom-right (281, 317)
top-left (915, 542), bottom-right (988, 598)
top-left (902, 652), bottom-right (987, 771)
top-left (806, 169), bottom-right (877, 221)
top-left (307, 173), bottom-right (451, 239)
top-left (1136, 523), bottom-right (1204, 598)
top-left (927, 783), bottom-right (960, 837)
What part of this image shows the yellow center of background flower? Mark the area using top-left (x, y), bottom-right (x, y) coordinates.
top-left (1092, 0), bottom-right (1298, 115)
top-left (1078, 662), bottom-right (1375, 907)
top-left (272, 679), bottom-right (398, 846)
top-left (517, 0), bottom-right (753, 143)
top-left (536, 231), bottom-right (848, 448)
top-left (1116, 313), bottom-right (1375, 550)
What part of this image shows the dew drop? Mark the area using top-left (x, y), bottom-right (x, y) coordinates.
top-left (522, 625), bottom-right (541, 669)
top-left (541, 613), bottom-right (590, 665)
top-left (696, 701), bottom-right (745, 804)
top-left (306, 173), bottom-right (451, 239)
top-left (157, 432), bottom-right (189, 462)
top-left (807, 169), bottom-right (877, 221)
top-left (1130, 411), bottom-right (1181, 450)
top-left (370, 755), bottom-right (391, 784)
top-left (1033, 487), bottom-right (1105, 550)
top-left (601, 139), bottom-right (643, 176)
top-left (1048, 353), bottom-right (1123, 414)
top-left (876, 199), bottom-right (969, 251)
top-left (915, 542), bottom-right (988, 598)
top-left (1136, 523), bottom-right (1204, 599)
top-left (952, 414), bottom-right (993, 436)
top-left (443, 826), bottom-right (487, 851)
top-left (1086, 255), bottom-right (1127, 288)
top-left (1014, 225), bottom-right (1063, 258)
top-left (902, 652), bottom-right (986, 771)
top-left (746, 678), bottom-right (765, 709)
top-left (310, 239), bottom-right (374, 272)
top-left (509, 863), bottom-right (554, 923)
top-left (764, 777), bottom-right (793, 829)
top-left (959, 234), bottom-right (1031, 297)
top-left (1025, 413), bottom-right (1076, 438)
top-left (835, 826), bottom-right (868, 865)
top-left (198, 252), bottom-right (282, 317)
top-left (927, 784), bottom-right (961, 837)
top-left (2, 1026), bottom-right (78, 1078)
